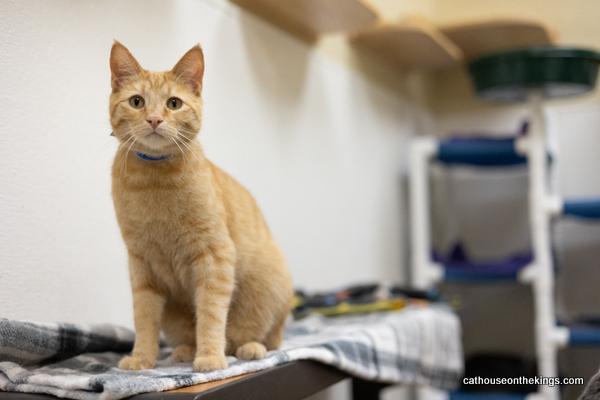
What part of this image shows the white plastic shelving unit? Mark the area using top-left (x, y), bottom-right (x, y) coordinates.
top-left (409, 82), bottom-right (600, 400)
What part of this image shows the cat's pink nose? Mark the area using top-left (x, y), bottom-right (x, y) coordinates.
top-left (146, 117), bottom-right (163, 129)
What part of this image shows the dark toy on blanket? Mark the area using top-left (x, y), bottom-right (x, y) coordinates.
top-left (293, 283), bottom-right (439, 319)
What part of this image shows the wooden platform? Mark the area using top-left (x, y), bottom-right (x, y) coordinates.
top-left (230, 0), bottom-right (378, 41)
top-left (351, 17), bottom-right (463, 69)
top-left (440, 18), bottom-right (556, 60)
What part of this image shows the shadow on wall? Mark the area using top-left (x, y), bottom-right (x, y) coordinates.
top-left (224, 7), bottom-right (423, 133)
top-left (348, 43), bottom-right (412, 96)
top-left (348, 45), bottom-right (431, 134)
top-left (235, 11), bottom-right (311, 105)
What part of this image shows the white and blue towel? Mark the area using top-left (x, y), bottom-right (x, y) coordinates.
top-left (0, 305), bottom-right (463, 400)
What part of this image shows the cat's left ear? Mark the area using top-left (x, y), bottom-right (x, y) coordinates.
top-left (172, 45), bottom-right (205, 94)
top-left (110, 41), bottom-right (142, 91)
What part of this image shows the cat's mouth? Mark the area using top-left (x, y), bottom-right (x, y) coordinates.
top-left (136, 131), bottom-right (171, 151)
top-left (143, 132), bottom-right (169, 144)
top-left (146, 131), bottom-right (164, 139)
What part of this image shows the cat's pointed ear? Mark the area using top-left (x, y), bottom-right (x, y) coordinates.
top-left (172, 45), bottom-right (204, 94)
top-left (110, 41), bottom-right (142, 90)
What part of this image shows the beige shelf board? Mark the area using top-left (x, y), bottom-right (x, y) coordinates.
top-left (441, 18), bottom-right (556, 60)
top-left (230, 0), bottom-right (379, 41)
top-left (351, 18), bottom-right (463, 70)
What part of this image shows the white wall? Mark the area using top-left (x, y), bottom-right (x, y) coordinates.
top-left (0, 0), bottom-right (415, 327)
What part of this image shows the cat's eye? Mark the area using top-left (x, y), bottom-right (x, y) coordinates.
top-left (166, 97), bottom-right (183, 110)
top-left (129, 95), bottom-right (145, 109)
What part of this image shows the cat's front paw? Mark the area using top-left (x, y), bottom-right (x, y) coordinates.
top-left (193, 354), bottom-right (228, 372)
top-left (118, 355), bottom-right (155, 370)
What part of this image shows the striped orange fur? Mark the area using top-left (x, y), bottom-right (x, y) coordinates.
top-left (109, 42), bottom-right (293, 372)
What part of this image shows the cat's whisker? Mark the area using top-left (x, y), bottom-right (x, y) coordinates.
top-left (122, 136), bottom-right (138, 175)
top-left (162, 126), bottom-right (185, 147)
top-left (175, 136), bottom-right (202, 163)
top-left (102, 129), bottom-right (136, 152)
top-left (115, 137), bottom-right (135, 169)
top-left (176, 131), bottom-right (195, 142)
top-left (169, 136), bottom-right (187, 161)
top-left (116, 136), bottom-right (137, 168)
top-left (177, 126), bottom-right (198, 136)
top-left (118, 135), bottom-right (136, 151)
top-left (160, 127), bottom-right (198, 162)
top-left (175, 128), bottom-right (201, 146)
top-left (115, 124), bottom-right (146, 151)
top-left (173, 131), bottom-right (193, 149)
top-left (119, 123), bottom-right (148, 145)
top-left (175, 135), bottom-right (194, 154)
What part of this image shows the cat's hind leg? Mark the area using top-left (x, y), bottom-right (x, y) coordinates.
top-left (235, 342), bottom-right (267, 360)
top-left (224, 299), bottom-right (272, 360)
top-left (226, 253), bottom-right (292, 360)
top-left (234, 305), bottom-right (287, 360)
top-left (162, 303), bottom-right (196, 362)
top-left (171, 344), bottom-right (195, 362)
top-left (264, 311), bottom-right (287, 351)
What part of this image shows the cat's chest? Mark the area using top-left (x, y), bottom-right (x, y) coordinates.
top-left (114, 179), bottom-right (215, 256)
top-left (116, 184), bottom-right (217, 297)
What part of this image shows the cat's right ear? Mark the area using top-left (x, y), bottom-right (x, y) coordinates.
top-left (172, 45), bottom-right (204, 95)
top-left (110, 41), bottom-right (142, 91)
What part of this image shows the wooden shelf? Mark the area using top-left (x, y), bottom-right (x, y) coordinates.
top-left (230, 0), bottom-right (378, 41)
top-left (351, 17), bottom-right (463, 70)
top-left (229, 2), bottom-right (556, 70)
top-left (440, 18), bottom-right (556, 60)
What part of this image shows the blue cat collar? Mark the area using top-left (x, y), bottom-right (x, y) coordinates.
top-left (135, 152), bottom-right (169, 161)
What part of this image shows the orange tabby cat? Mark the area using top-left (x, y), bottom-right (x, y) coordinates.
top-left (109, 42), bottom-right (293, 372)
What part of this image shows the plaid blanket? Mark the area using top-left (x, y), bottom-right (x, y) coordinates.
top-left (0, 305), bottom-right (462, 400)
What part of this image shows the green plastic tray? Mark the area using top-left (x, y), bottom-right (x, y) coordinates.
top-left (469, 47), bottom-right (600, 101)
